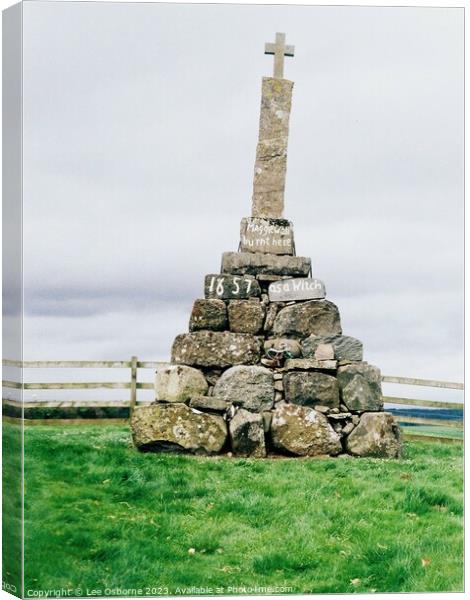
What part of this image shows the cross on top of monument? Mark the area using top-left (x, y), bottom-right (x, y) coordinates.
top-left (265, 32), bottom-right (295, 79)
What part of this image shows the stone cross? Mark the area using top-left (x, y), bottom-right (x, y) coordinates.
top-left (251, 33), bottom-right (295, 219)
top-left (264, 32), bottom-right (295, 79)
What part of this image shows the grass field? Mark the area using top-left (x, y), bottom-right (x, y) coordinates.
top-left (9, 423), bottom-right (463, 594)
top-left (2, 422), bottom-right (22, 596)
top-left (401, 424), bottom-right (463, 440)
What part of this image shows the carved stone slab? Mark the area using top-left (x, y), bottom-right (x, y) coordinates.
top-left (240, 217), bottom-right (294, 255)
top-left (204, 274), bottom-right (261, 299)
top-left (268, 278), bottom-right (326, 302)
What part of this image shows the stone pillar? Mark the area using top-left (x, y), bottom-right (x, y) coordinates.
top-left (251, 77), bottom-right (294, 219)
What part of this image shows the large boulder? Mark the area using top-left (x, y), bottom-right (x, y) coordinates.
top-left (131, 404), bottom-right (227, 454)
top-left (345, 412), bottom-right (402, 458)
top-left (337, 362), bottom-right (383, 412)
top-left (155, 365), bottom-right (208, 402)
top-left (221, 251), bottom-right (311, 277)
top-left (283, 372), bottom-right (340, 408)
top-left (228, 299), bottom-right (265, 334)
top-left (229, 409), bottom-right (266, 457)
top-left (271, 403), bottom-right (342, 456)
top-left (189, 299), bottom-right (227, 332)
top-left (302, 334), bottom-right (363, 361)
top-left (213, 365), bottom-right (274, 411)
top-left (272, 300), bottom-right (342, 339)
top-left (171, 331), bottom-right (261, 368)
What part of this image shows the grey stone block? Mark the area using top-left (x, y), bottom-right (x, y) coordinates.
top-left (188, 396), bottom-right (230, 413)
top-left (337, 362), bottom-right (383, 412)
top-left (171, 331), bottom-right (261, 368)
top-left (302, 334), bottom-right (363, 362)
top-left (213, 365), bottom-right (275, 412)
top-left (155, 365), bottom-right (208, 403)
top-left (229, 409), bottom-right (266, 457)
top-left (271, 403), bottom-right (342, 457)
top-left (189, 299), bottom-right (227, 332)
top-left (272, 300), bottom-right (342, 339)
top-left (284, 358), bottom-right (337, 371)
top-left (228, 299), bottom-right (265, 334)
top-left (346, 412), bottom-right (402, 458)
top-left (284, 371), bottom-right (340, 409)
top-left (221, 252), bottom-right (311, 277)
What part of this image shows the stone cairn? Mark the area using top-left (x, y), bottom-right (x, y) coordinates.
top-left (131, 33), bottom-right (402, 459)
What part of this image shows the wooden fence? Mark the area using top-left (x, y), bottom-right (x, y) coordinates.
top-left (2, 358), bottom-right (464, 443)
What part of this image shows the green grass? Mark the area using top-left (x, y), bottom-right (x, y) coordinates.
top-left (2, 422), bottom-right (23, 596)
top-left (401, 425), bottom-right (463, 440)
top-left (14, 424), bottom-right (464, 595)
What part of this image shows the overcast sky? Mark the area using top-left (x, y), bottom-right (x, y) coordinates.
top-left (20, 1), bottom-right (463, 386)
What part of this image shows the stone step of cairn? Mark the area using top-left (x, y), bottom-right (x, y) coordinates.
top-left (131, 32), bottom-right (402, 459)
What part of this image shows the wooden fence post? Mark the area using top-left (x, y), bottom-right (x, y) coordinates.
top-left (130, 356), bottom-right (138, 417)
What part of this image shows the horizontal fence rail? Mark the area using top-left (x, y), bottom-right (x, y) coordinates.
top-left (3, 382), bottom-right (154, 390)
top-left (381, 375), bottom-right (464, 391)
top-left (2, 360), bottom-right (166, 369)
top-left (2, 358), bottom-right (464, 443)
top-left (382, 395), bottom-right (463, 410)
